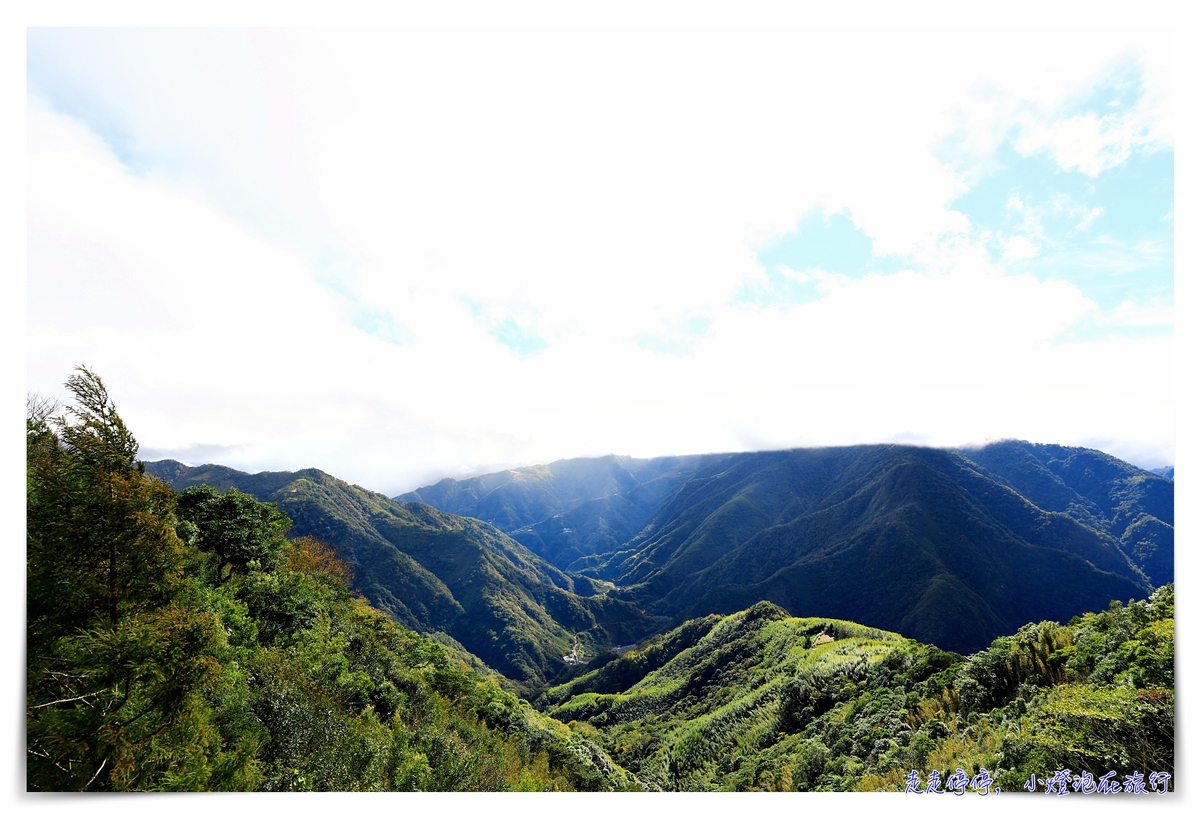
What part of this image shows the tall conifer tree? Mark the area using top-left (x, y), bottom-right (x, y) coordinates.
top-left (27, 368), bottom-right (244, 790)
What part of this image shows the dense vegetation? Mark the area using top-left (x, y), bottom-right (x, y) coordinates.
top-left (146, 460), bottom-right (662, 689)
top-left (961, 441), bottom-right (1173, 586)
top-left (27, 370), bottom-right (637, 791)
top-left (399, 446), bottom-right (1167, 655)
top-left (29, 369), bottom-right (1173, 793)
top-left (539, 592), bottom-right (1173, 792)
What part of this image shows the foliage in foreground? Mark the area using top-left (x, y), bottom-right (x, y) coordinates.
top-left (27, 369), bottom-right (637, 792)
top-left (27, 368), bottom-right (1173, 793)
top-left (542, 589), bottom-right (1173, 792)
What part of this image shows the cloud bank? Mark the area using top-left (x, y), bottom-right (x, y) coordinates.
top-left (27, 26), bottom-right (1173, 494)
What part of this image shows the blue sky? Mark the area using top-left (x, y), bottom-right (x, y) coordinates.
top-left (736, 138), bottom-right (1172, 338)
top-left (24, 24), bottom-right (1176, 494)
top-left (954, 144), bottom-right (1172, 322)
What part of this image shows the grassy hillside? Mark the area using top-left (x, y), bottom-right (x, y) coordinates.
top-left (540, 590), bottom-right (1173, 792)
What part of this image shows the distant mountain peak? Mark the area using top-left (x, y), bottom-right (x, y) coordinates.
top-left (147, 438), bottom-right (1172, 669)
top-left (392, 441), bottom-right (1171, 656)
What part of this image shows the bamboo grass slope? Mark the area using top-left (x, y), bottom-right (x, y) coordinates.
top-left (538, 593), bottom-right (1173, 791)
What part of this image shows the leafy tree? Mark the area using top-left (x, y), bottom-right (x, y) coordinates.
top-left (176, 484), bottom-right (289, 583)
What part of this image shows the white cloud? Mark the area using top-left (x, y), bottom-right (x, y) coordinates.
top-left (1100, 300), bottom-right (1173, 328)
top-left (1004, 193), bottom-right (1046, 240)
top-left (1016, 111), bottom-right (1147, 178)
top-left (778, 265), bottom-right (849, 296)
top-left (933, 32), bottom-right (1171, 175)
top-left (1010, 43), bottom-right (1171, 176)
top-left (27, 102), bottom-right (391, 454)
top-left (1003, 235), bottom-right (1039, 262)
top-left (26, 26), bottom-right (1175, 493)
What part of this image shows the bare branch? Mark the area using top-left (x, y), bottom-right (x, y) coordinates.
top-left (84, 758), bottom-right (108, 790)
top-left (31, 690), bottom-right (106, 709)
top-left (26, 392), bottom-right (62, 425)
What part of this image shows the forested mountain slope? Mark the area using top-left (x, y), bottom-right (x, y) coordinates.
top-left (397, 453), bottom-right (724, 571)
top-left (152, 442), bottom-right (1170, 664)
top-left (402, 445), bottom-right (1160, 655)
top-left (29, 370), bottom-right (637, 791)
top-left (611, 446), bottom-right (1150, 654)
top-left (959, 441), bottom-right (1173, 585)
top-left (146, 461), bottom-right (661, 687)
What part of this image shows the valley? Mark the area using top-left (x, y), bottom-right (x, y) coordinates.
top-left (38, 387), bottom-right (1173, 792)
top-left (149, 439), bottom-right (1172, 667)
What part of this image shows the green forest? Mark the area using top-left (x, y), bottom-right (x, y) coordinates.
top-left (26, 369), bottom-right (633, 791)
top-left (26, 369), bottom-right (1173, 792)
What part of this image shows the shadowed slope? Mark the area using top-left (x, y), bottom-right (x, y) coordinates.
top-left (398, 454), bottom-right (725, 569)
top-left (959, 441), bottom-right (1173, 585)
top-left (590, 446), bottom-right (1149, 655)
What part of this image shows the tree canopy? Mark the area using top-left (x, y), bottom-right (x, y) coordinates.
top-left (176, 483), bottom-right (289, 583)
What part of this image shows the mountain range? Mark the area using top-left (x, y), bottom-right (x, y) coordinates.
top-left (147, 439), bottom-right (1172, 678)
top-left (38, 368), bottom-right (1174, 791)
top-left (144, 460), bottom-right (661, 687)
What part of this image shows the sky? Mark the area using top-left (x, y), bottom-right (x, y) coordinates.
top-left (23, 19), bottom-right (1179, 497)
